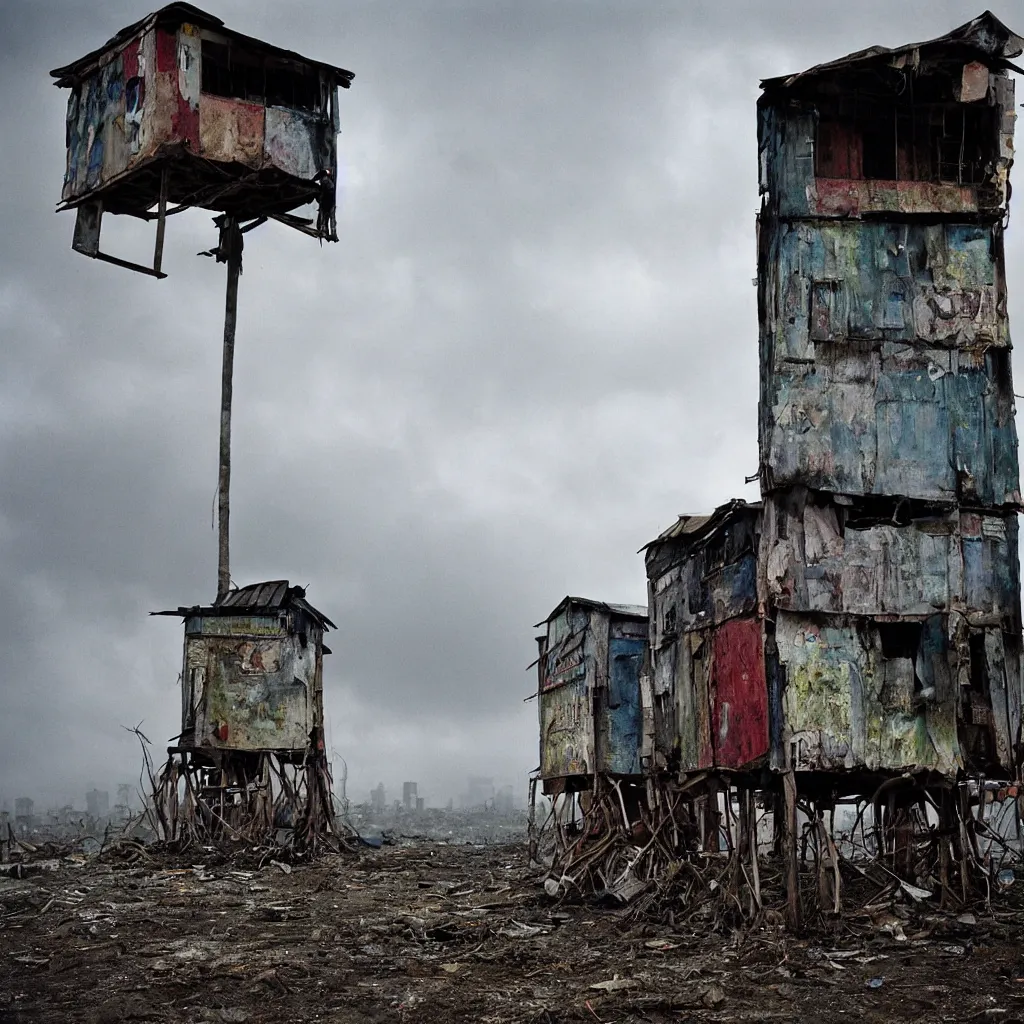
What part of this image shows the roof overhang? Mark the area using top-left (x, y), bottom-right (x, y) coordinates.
top-left (51, 3), bottom-right (354, 88)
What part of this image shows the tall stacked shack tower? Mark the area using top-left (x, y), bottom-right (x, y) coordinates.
top-left (757, 13), bottom-right (1023, 791)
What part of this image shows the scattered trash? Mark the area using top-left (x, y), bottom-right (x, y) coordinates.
top-left (866, 977), bottom-right (885, 989)
top-left (997, 869), bottom-right (1015, 890)
top-left (268, 860), bottom-right (292, 875)
top-left (899, 880), bottom-right (933, 902)
top-left (701, 982), bottom-right (726, 1007)
top-left (590, 976), bottom-right (640, 993)
top-left (644, 938), bottom-right (680, 951)
top-left (497, 920), bottom-right (547, 939)
top-left (440, 963), bottom-right (462, 974)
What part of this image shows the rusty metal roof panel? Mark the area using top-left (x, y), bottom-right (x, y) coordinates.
top-left (761, 11), bottom-right (1023, 93)
top-left (535, 596), bottom-right (647, 628)
top-left (50, 3), bottom-right (355, 87)
top-left (216, 580), bottom-right (288, 610)
top-left (153, 580), bottom-right (337, 630)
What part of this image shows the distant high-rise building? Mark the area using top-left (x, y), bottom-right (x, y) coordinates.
top-left (14, 797), bottom-right (34, 830)
top-left (370, 783), bottom-right (386, 812)
top-left (415, 797), bottom-right (425, 813)
top-left (402, 782), bottom-right (417, 810)
top-left (86, 789), bottom-right (110, 819)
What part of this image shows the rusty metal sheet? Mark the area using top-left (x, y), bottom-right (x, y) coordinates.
top-left (960, 61), bottom-right (990, 102)
top-left (711, 617), bottom-right (769, 769)
top-left (199, 94), bottom-right (266, 167)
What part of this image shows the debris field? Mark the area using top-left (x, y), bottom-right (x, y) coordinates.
top-left (4, 841), bottom-right (1024, 1023)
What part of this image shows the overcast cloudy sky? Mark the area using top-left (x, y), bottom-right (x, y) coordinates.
top-left (0, 1), bottom-right (1021, 810)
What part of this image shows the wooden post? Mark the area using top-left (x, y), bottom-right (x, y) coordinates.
top-left (153, 167), bottom-right (168, 276)
top-left (216, 217), bottom-right (242, 601)
top-left (783, 767), bottom-right (801, 931)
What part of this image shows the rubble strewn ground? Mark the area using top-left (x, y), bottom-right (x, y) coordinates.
top-left (4, 836), bottom-right (1024, 1024)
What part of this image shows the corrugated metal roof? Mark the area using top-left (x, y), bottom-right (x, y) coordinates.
top-left (216, 580), bottom-right (291, 610)
top-left (51, 3), bottom-right (355, 87)
top-left (641, 499), bottom-right (762, 552)
top-left (761, 11), bottom-right (1023, 92)
top-left (152, 580), bottom-right (337, 630)
top-left (535, 596), bottom-right (648, 628)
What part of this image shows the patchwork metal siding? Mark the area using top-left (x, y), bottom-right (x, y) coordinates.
top-left (538, 600), bottom-right (648, 780)
top-left (645, 503), bottom-right (762, 772)
top-left (762, 496), bottom-right (1020, 625)
top-left (761, 223), bottom-right (1019, 505)
top-left (769, 222), bottom-right (1006, 356)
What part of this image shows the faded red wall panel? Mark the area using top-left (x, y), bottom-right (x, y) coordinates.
top-left (712, 618), bottom-right (769, 769)
top-left (155, 28), bottom-right (177, 71)
top-left (816, 120), bottom-right (863, 179)
top-left (122, 38), bottom-right (139, 79)
top-left (154, 28), bottom-right (199, 150)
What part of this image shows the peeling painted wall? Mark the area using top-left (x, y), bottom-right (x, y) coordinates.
top-left (776, 611), bottom-right (960, 773)
top-left (762, 494), bottom-right (1020, 625)
top-left (62, 28), bottom-right (157, 202)
top-left (182, 614), bottom-right (322, 752)
top-left (199, 94), bottom-right (266, 166)
top-left (760, 217), bottom-right (1019, 505)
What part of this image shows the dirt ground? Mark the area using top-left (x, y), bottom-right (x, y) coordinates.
top-left (3, 841), bottom-right (1024, 1023)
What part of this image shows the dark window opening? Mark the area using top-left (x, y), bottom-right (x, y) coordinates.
top-left (968, 631), bottom-right (987, 694)
top-left (201, 39), bottom-right (321, 112)
top-left (961, 630), bottom-right (998, 771)
top-left (878, 622), bottom-right (922, 661)
top-left (663, 604), bottom-right (677, 637)
top-left (814, 73), bottom-right (998, 185)
top-left (836, 493), bottom-right (952, 530)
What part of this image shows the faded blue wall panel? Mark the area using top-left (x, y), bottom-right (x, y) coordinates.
top-left (875, 372), bottom-right (954, 498)
top-left (767, 361), bottom-right (1019, 504)
top-left (770, 222), bottom-right (1006, 362)
top-left (605, 636), bottom-right (645, 775)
